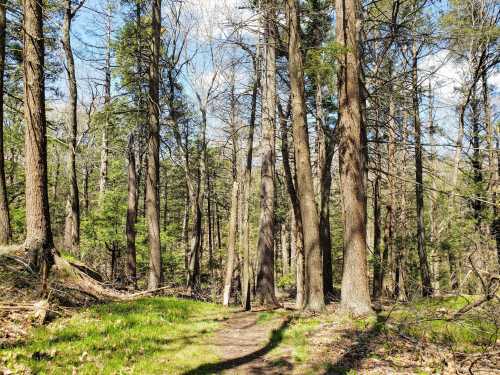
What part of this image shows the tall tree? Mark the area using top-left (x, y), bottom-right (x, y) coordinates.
top-left (336, 0), bottom-right (372, 316)
top-left (256, 0), bottom-right (278, 306)
top-left (147, 0), bottom-right (162, 289)
top-left (240, 47), bottom-right (260, 311)
top-left (126, 135), bottom-right (138, 287)
top-left (223, 75), bottom-right (239, 306)
top-left (61, 0), bottom-right (83, 252)
top-left (411, 39), bottom-right (433, 297)
top-left (0, 0), bottom-right (9, 245)
top-left (99, 1), bottom-right (113, 202)
top-left (23, 0), bottom-right (54, 290)
top-left (287, 0), bottom-right (324, 311)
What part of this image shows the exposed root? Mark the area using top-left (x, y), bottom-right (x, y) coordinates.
top-left (51, 254), bottom-right (126, 301)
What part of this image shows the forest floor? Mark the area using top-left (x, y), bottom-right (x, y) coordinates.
top-left (1, 295), bottom-right (499, 374)
top-left (1, 252), bottom-right (499, 374)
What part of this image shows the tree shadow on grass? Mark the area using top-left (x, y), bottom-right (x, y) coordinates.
top-left (183, 317), bottom-right (291, 375)
top-left (323, 314), bottom-right (386, 375)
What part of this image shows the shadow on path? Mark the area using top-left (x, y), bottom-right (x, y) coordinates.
top-left (323, 314), bottom-right (385, 375)
top-left (183, 316), bottom-right (291, 375)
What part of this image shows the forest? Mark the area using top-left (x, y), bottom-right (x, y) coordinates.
top-left (0, 0), bottom-right (499, 373)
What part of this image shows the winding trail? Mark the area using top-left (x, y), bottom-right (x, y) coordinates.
top-left (185, 310), bottom-right (293, 374)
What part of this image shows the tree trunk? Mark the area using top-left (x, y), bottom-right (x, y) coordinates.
top-left (223, 180), bottom-right (239, 306)
top-left (187, 103), bottom-right (208, 292)
top-left (372, 102), bottom-right (383, 299)
top-left (163, 166), bottom-right (168, 231)
top-left (223, 79), bottom-right (240, 306)
top-left (281, 219), bottom-right (290, 275)
top-left (61, 0), bottom-right (80, 252)
top-left (182, 188), bottom-right (189, 272)
top-left (279, 99), bottom-right (305, 308)
top-left (412, 42), bottom-right (432, 297)
top-left (287, 0), bottom-right (324, 311)
top-left (316, 76), bottom-right (335, 299)
top-left (99, 6), bottom-right (112, 203)
top-left (336, 0), bottom-right (372, 316)
top-left (23, 0), bottom-right (54, 292)
top-left (126, 135), bottom-right (137, 287)
top-left (482, 73), bottom-right (499, 266)
top-left (0, 1), bottom-right (10, 245)
top-left (83, 163), bottom-right (89, 213)
top-left (207, 175), bottom-right (213, 275)
top-left (147, 0), bottom-right (162, 290)
top-left (428, 82), bottom-right (440, 294)
top-left (372, 167), bottom-right (382, 299)
top-left (256, 0), bottom-right (278, 307)
top-left (240, 47), bottom-right (260, 311)
top-left (470, 84), bottom-right (483, 228)
top-left (384, 83), bottom-right (396, 296)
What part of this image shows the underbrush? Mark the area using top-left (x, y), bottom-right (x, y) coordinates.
top-left (1, 297), bottom-right (228, 374)
top-left (386, 296), bottom-right (499, 352)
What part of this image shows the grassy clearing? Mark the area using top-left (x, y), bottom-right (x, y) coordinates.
top-left (1, 297), bottom-right (229, 374)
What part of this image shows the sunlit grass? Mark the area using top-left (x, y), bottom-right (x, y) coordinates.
top-left (1, 297), bottom-right (228, 374)
top-left (387, 296), bottom-right (498, 352)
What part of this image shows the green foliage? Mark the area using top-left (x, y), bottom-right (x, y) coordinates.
top-left (80, 188), bottom-right (127, 261)
top-left (304, 40), bottom-right (345, 91)
top-left (0, 298), bottom-right (227, 374)
top-left (440, 0), bottom-right (500, 50)
top-left (277, 273), bottom-right (295, 289)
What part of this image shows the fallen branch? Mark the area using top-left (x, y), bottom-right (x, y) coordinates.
top-left (451, 253), bottom-right (499, 320)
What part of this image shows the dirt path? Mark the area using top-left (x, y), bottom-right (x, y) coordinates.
top-left (185, 310), bottom-right (293, 374)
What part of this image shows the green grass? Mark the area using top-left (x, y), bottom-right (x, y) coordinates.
top-left (0, 297), bottom-right (228, 374)
top-left (266, 315), bottom-right (322, 364)
top-left (387, 296), bottom-right (498, 352)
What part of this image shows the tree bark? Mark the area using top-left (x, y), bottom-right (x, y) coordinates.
top-left (206, 172), bottom-right (213, 275)
top-left (23, 0), bottom-right (54, 292)
top-left (223, 86), bottom-right (239, 306)
top-left (256, 0), bottom-right (278, 306)
top-left (279, 99), bottom-right (305, 308)
top-left (470, 84), bottom-right (483, 228)
top-left (482, 73), bottom-right (499, 266)
top-left (163, 165), bottom-right (168, 231)
top-left (372, 95), bottom-right (383, 299)
top-left (336, 0), bottom-right (372, 316)
top-left (126, 135), bottom-right (137, 287)
top-left (316, 77), bottom-right (335, 299)
top-left (99, 7), bottom-right (112, 203)
top-left (62, 0), bottom-right (80, 252)
top-left (0, 0), bottom-right (9, 245)
top-left (412, 42), bottom-right (432, 297)
top-left (147, 0), bottom-right (162, 290)
top-left (384, 82), bottom-right (396, 296)
top-left (240, 56), bottom-right (259, 311)
top-left (287, 0), bottom-right (324, 311)
top-left (281, 219), bottom-right (290, 275)
top-left (428, 82), bottom-right (440, 294)
top-left (223, 181), bottom-right (239, 306)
